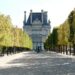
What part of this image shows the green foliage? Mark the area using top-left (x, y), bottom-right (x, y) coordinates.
top-left (68, 9), bottom-right (75, 43)
top-left (11, 28), bottom-right (32, 49)
top-left (58, 20), bottom-right (70, 45)
top-left (0, 14), bottom-right (13, 47)
top-left (44, 28), bottom-right (58, 49)
top-left (44, 34), bottom-right (51, 49)
top-left (52, 28), bottom-right (58, 46)
top-left (0, 13), bottom-right (32, 52)
top-left (44, 10), bottom-right (72, 49)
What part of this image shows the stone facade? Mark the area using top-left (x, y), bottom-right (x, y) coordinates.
top-left (23, 10), bottom-right (51, 50)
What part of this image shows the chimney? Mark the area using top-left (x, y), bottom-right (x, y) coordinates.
top-left (24, 11), bottom-right (26, 24)
top-left (41, 10), bottom-right (43, 24)
top-left (30, 10), bottom-right (32, 24)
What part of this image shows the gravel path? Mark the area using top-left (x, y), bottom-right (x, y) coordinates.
top-left (0, 51), bottom-right (75, 75)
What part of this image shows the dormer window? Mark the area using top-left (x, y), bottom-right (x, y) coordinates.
top-left (32, 18), bottom-right (42, 25)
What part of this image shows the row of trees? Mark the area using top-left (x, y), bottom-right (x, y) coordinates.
top-left (0, 13), bottom-right (32, 54)
top-left (44, 9), bottom-right (75, 55)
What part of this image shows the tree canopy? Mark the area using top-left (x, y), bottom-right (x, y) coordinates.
top-left (44, 9), bottom-right (75, 50)
top-left (0, 13), bottom-right (32, 50)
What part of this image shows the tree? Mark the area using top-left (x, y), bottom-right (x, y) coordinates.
top-left (68, 9), bottom-right (75, 54)
top-left (0, 13), bottom-right (33, 53)
top-left (68, 10), bottom-right (74, 42)
top-left (44, 28), bottom-right (58, 51)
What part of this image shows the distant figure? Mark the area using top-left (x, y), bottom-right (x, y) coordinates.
top-left (36, 46), bottom-right (41, 53)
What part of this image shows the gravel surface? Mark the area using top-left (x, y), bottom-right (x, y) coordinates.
top-left (0, 51), bottom-right (75, 75)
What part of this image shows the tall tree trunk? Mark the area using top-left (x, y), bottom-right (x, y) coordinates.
top-left (66, 45), bottom-right (68, 55)
top-left (73, 43), bottom-right (75, 55)
top-left (69, 44), bottom-right (71, 55)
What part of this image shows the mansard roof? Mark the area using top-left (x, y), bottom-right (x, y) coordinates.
top-left (24, 11), bottom-right (49, 25)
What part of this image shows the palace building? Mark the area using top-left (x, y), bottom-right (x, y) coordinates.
top-left (23, 10), bottom-right (51, 50)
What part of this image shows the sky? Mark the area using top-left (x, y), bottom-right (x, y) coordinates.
top-left (0, 0), bottom-right (75, 30)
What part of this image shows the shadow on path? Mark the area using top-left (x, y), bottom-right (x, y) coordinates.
top-left (0, 51), bottom-right (75, 75)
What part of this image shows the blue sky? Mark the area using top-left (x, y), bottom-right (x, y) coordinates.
top-left (0, 0), bottom-right (75, 30)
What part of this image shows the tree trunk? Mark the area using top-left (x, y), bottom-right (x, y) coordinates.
top-left (73, 44), bottom-right (75, 55)
top-left (66, 45), bottom-right (68, 55)
top-left (69, 45), bottom-right (71, 55)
